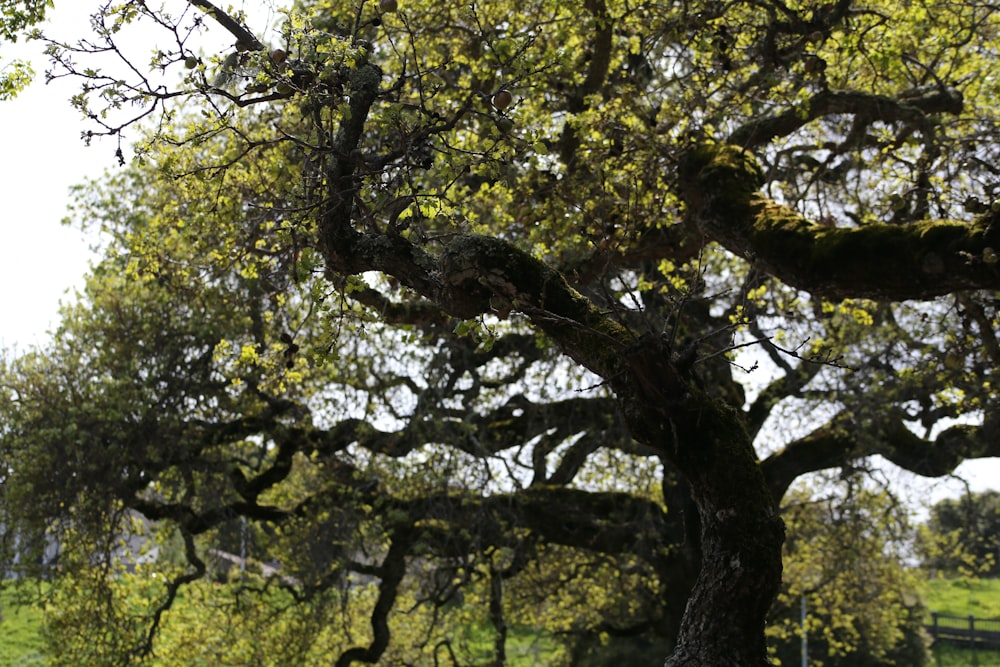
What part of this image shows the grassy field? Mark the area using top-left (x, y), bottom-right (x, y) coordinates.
top-left (931, 644), bottom-right (1000, 667)
top-left (0, 587), bottom-right (47, 667)
top-left (923, 576), bottom-right (1000, 619)
top-left (923, 577), bottom-right (1000, 667)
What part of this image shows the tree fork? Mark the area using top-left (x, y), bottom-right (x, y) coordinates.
top-left (436, 235), bottom-right (785, 665)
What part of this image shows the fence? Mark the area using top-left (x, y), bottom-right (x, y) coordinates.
top-left (927, 613), bottom-right (1000, 649)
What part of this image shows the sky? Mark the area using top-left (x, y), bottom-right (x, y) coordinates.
top-left (1, 1), bottom-right (276, 346)
top-left (0, 1), bottom-right (996, 504)
top-left (0, 2), bottom-right (104, 347)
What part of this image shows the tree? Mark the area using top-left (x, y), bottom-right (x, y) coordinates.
top-left (0, 0), bottom-right (51, 99)
top-left (770, 481), bottom-right (929, 667)
top-left (3, 0), bottom-right (1000, 665)
top-left (918, 490), bottom-right (1000, 578)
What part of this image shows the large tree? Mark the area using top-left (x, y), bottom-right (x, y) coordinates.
top-left (3, 0), bottom-right (1000, 665)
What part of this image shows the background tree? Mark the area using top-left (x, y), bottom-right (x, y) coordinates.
top-left (770, 481), bottom-right (930, 667)
top-left (3, 1), bottom-right (1000, 665)
top-left (918, 490), bottom-right (1000, 578)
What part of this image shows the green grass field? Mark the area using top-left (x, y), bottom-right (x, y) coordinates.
top-left (0, 587), bottom-right (47, 667)
top-left (923, 577), bottom-right (1000, 619)
top-left (923, 577), bottom-right (1000, 667)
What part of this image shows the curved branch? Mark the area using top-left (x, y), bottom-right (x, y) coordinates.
top-left (135, 529), bottom-right (206, 658)
top-left (681, 144), bottom-right (1000, 300)
top-left (761, 413), bottom-right (1000, 501)
top-left (349, 284), bottom-right (450, 327)
top-left (760, 419), bottom-right (861, 501)
top-left (878, 418), bottom-right (1000, 477)
top-left (729, 85), bottom-right (963, 149)
top-left (334, 526), bottom-right (413, 667)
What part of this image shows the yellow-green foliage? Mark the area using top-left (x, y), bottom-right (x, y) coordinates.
top-left (769, 484), bottom-right (928, 667)
top-left (0, 0), bottom-right (49, 100)
top-left (38, 565), bottom-right (568, 666)
top-left (5, 0), bottom-right (1000, 664)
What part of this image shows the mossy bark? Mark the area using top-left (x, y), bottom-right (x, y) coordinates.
top-left (681, 143), bottom-right (1000, 300)
top-left (619, 338), bottom-right (783, 667)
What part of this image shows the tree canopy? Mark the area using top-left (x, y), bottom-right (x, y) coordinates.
top-left (2, 1), bottom-right (1000, 665)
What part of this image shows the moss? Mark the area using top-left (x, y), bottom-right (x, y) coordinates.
top-left (681, 143), bottom-right (764, 192)
top-left (680, 145), bottom-right (768, 253)
top-left (747, 201), bottom-right (997, 297)
top-left (748, 201), bottom-right (817, 258)
top-left (683, 386), bottom-right (774, 510)
top-left (682, 143), bottom-right (1000, 297)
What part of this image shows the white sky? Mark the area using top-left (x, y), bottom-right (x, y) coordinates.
top-left (0, 2), bottom-right (996, 503)
top-left (0, 2), bottom-right (104, 347)
top-left (1, 1), bottom-right (273, 346)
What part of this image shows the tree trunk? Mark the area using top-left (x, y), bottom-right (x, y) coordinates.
top-left (619, 339), bottom-right (784, 667)
top-left (430, 235), bottom-right (785, 663)
top-left (665, 488), bottom-right (784, 666)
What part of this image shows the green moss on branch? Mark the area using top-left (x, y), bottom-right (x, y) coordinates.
top-left (439, 234), bottom-right (629, 376)
top-left (681, 143), bottom-right (1000, 300)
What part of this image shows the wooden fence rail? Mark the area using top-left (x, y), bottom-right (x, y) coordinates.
top-left (927, 612), bottom-right (1000, 649)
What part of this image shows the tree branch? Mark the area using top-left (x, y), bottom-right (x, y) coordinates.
top-left (761, 413), bottom-right (1000, 501)
top-left (681, 144), bottom-right (1000, 300)
top-left (187, 0), bottom-right (264, 50)
top-left (729, 85), bottom-right (963, 149)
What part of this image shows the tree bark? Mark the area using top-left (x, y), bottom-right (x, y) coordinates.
top-left (680, 144), bottom-right (1000, 301)
top-left (617, 339), bottom-right (784, 667)
top-left (665, 502), bottom-right (783, 666)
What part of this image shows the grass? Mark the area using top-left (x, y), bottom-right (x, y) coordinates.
top-left (922, 577), bottom-right (1000, 619)
top-left (931, 643), bottom-right (1000, 667)
top-left (922, 577), bottom-right (1000, 667)
top-left (0, 587), bottom-right (47, 667)
top-left (456, 622), bottom-right (565, 665)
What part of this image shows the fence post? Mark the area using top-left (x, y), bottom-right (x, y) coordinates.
top-left (969, 614), bottom-right (981, 667)
top-left (801, 595), bottom-right (808, 667)
top-left (931, 612), bottom-right (939, 642)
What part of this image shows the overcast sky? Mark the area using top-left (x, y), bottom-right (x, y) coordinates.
top-left (0, 2), bottom-right (105, 347)
top-left (1, 2), bottom-right (995, 502)
top-left (0, 1), bottom-right (269, 347)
